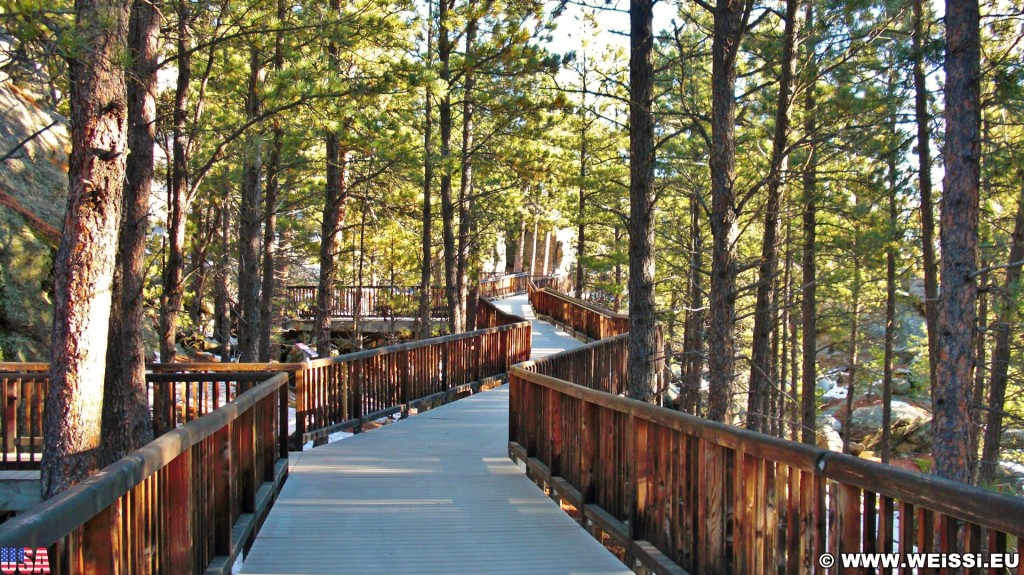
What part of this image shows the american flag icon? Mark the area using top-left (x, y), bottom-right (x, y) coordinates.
top-left (0, 547), bottom-right (24, 564)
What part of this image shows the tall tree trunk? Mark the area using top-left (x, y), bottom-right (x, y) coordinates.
top-left (213, 202), bottom-right (232, 360)
top-left (971, 115), bottom-right (992, 479)
top-left (971, 248), bottom-right (988, 477)
top-left (576, 90), bottom-right (588, 299)
top-left (259, 2), bottom-right (286, 362)
top-left (313, 135), bottom-right (350, 356)
top-left (680, 189), bottom-right (704, 415)
top-left (627, 0), bottom-right (658, 403)
top-left (707, 0), bottom-right (751, 421)
top-left (258, 123), bottom-right (281, 362)
top-left (237, 46), bottom-right (263, 363)
top-left (782, 219), bottom-right (796, 439)
top-left (455, 7), bottom-right (478, 334)
top-left (881, 153), bottom-right (898, 464)
top-left (843, 250), bottom-right (861, 455)
top-left (529, 220), bottom-right (539, 276)
top-left (933, 0), bottom-right (980, 483)
top-left (912, 0), bottom-right (939, 395)
top-left (418, 0), bottom-right (435, 339)
top-left (438, 0), bottom-right (460, 334)
top-left (314, 0), bottom-right (350, 356)
top-left (160, 0), bottom-right (193, 364)
top-left (613, 226), bottom-right (622, 312)
top-left (799, 1), bottom-right (818, 445)
top-left (43, 0), bottom-right (130, 499)
top-left (747, 0), bottom-right (797, 432)
top-left (979, 180), bottom-right (1024, 484)
top-left (101, 0), bottom-right (159, 467)
top-left (513, 216), bottom-right (526, 273)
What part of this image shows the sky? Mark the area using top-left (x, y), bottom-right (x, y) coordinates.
top-left (543, 0), bottom-right (678, 58)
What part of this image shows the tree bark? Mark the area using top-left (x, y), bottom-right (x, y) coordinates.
top-left (313, 134), bottom-right (350, 356)
top-left (214, 190), bottom-right (233, 360)
top-left (627, 0), bottom-right (658, 403)
top-left (844, 245), bottom-right (862, 455)
top-left (314, 0), bottom-right (350, 356)
top-left (100, 0), bottom-right (159, 467)
top-left (912, 0), bottom-right (939, 395)
top-left (979, 181), bottom-right (1024, 484)
top-left (933, 0), bottom-right (980, 483)
top-left (43, 0), bottom-right (130, 499)
top-left (259, 0), bottom-right (287, 362)
top-left (159, 0), bottom-right (193, 365)
top-left (881, 150), bottom-right (898, 464)
top-left (418, 0), bottom-right (435, 339)
top-left (571, 53), bottom-right (594, 298)
top-left (513, 216), bottom-right (525, 273)
top-left (237, 46), bottom-right (263, 363)
top-left (438, 0), bottom-right (460, 334)
top-left (746, 0), bottom-right (797, 432)
top-left (707, 0), bottom-right (750, 421)
top-left (799, 1), bottom-right (818, 445)
top-left (680, 189), bottom-right (704, 415)
top-left (455, 6), bottom-right (479, 334)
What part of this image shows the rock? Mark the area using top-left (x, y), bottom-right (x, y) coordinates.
top-left (822, 385), bottom-right (848, 401)
top-left (849, 442), bottom-right (865, 457)
top-left (894, 421), bottom-right (932, 454)
top-left (892, 377), bottom-right (912, 396)
top-left (816, 376), bottom-right (837, 392)
top-left (0, 81), bottom-right (68, 361)
top-left (817, 414), bottom-right (842, 435)
top-left (816, 415), bottom-right (844, 452)
top-left (817, 426), bottom-right (844, 452)
top-left (1002, 430), bottom-right (1024, 450)
top-left (847, 400), bottom-right (931, 451)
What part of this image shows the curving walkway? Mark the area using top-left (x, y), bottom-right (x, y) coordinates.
top-left (240, 295), bottom-right (628, 574)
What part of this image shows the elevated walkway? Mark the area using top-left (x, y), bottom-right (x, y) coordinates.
top-left (241, 295), bottom-right (630, 574)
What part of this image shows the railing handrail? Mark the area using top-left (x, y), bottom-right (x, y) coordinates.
top-left (0, 371), bottom-right (289, 547)
top-left (305, 318), bottom-right (530, 369)
top-left (510, 364), bottom-right (1024, 537)
top-left (532, 286), bottom-right (627, 320)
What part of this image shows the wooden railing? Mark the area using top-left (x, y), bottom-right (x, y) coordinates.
top-left (1, 363), bottom-right (47, 468)
top-left (0, 371), bottom-right (289, 574)
top-left (509, 342), bottom-right (1024, 574)
top-left (286, 285), bottom-right (447, 319)
top-left (528, 280), bottom-right (629, 341)
top-left (293, 315), bottom-right (531, 445)
top-left (0, 366), bottom-right (290, 468)
top-left (530, 274), bottom-right (574, 293)
top-left (477, 272), bottom-right (529, 299)
top-left (476, 296), bottom-right (528, 329)
top-left (286, 273), bottom-right (537, 320)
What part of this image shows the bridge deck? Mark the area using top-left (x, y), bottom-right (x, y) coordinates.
top-left (241, 295), bottom-right (630, 574)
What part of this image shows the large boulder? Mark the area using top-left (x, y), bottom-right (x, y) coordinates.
top-left (1002, 430), bottom-right (1024, 450)
top-left (0, 81), bottom-right (68, 361)
top-left (816, 415), bottom-right (844, 452)
top-left (847, 400), bottom-right (931, 452)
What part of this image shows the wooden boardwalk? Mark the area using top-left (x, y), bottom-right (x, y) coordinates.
top-left (241, 295), bottom-right (630, 574)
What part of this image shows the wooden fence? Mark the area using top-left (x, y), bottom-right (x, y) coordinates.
top-left (286, 285), bottom-right (447, 319)
top-left (509, 342), bottom-right (1024, 575)
top-left (528, 280), bottom-right (629, 341)
top-left (0, 371), bottom-right (289, 575)
top-left (285, 273), bottom-right (534, 320)
top-left (0, 366), bottom-right (288, 469)
top-left (530, 274), bottom-right (574, 293)
top-left (293, 314), bottom-right (531, 445)
top-left (1, 297), bottom-right (531, 461)
top-left (477, 273), bottom-right (529, 299)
